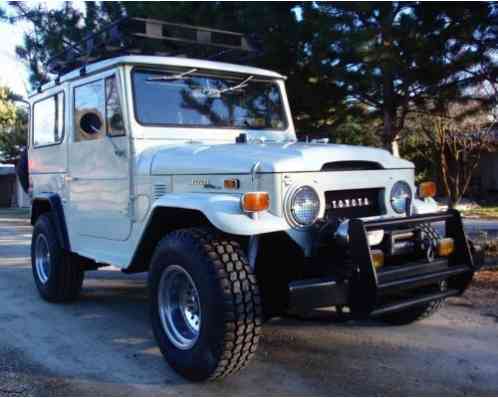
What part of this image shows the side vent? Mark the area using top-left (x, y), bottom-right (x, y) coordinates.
top-left (321, 161), bottom-right (383, 172)
top-left (153, 184), bottom-right (169, 200)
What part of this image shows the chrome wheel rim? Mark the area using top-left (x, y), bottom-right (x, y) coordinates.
top-left (35, 234), bottom-right (51, 285)
top-left (158, 265), bottom-right (201, 350)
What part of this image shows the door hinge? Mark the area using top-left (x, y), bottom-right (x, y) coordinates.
top-left (128, 195), bottom-right (136, 220)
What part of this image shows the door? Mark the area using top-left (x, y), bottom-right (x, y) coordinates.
top-left (67, 72), bottom-right (132, 241)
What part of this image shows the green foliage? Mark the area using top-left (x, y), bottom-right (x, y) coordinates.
top-left (8, 1), bottom-right (123, 87)
top-left (0, 86), bottom-right (27, 163)
top-left (399, 126), bottom-right (436, 184)
top-left (302, 2), bottom-right (498, 152)
top-left (0, 87), bottom-right (17, 127)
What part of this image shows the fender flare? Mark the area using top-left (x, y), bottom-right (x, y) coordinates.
top-left (150, 193), bottom-right (289, 236)
top-left (31, 193), bottom-right (71, 251)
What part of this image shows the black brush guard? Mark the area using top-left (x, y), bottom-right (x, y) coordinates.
top-left (288, 210), bottom-right (480, 317)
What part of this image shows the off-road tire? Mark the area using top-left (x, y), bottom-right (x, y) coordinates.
top-left (149, 227), bottom-right (262, 381)
top-left (380, 223), bottom-right (445, 325)
top-left (31, 214), bottom-right (84, 302)
top-left (419, 222), bottom-right (440, 248)
top-left (379, 299), bottom-right (445, 325)
top-left (16, 147), bottom-right (29, 193)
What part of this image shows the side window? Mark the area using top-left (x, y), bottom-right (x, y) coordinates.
top-left (32, 93), bottom-right (64, 147)
top-left (105, 76), bottom-right (125, 137)
top-left (74, 80), bottom-right (105, 142)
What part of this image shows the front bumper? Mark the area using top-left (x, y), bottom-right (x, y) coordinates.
top-left (288, 210), bottom-right (482, 317)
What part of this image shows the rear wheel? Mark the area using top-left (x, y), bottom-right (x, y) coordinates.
top-left (149, 227), bottom-right (262, 381)
top-left (31, 214), bottom-right (84, 302)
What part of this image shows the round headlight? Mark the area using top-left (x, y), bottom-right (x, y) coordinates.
top-left (289, 186), bottom-right (320, 226)
top-left (390, 181), bottom-right (412, 214)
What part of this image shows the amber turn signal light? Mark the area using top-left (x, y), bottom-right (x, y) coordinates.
top-left (419, 181), bottom-right (437, 198)
top-left (242, 192), bottom-right (270, 213)
top-left (438, 238), bottom-right (455, 257)
top-left (224, 178), bottom-right (240, 190)
top-left (370, 249), bottom-right (385, 269)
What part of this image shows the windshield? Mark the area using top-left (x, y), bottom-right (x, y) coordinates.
top-left (132, 69), bottom-right (287, 130)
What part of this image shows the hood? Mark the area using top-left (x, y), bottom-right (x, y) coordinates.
top-left (148, 142), bottom-right (414, 175)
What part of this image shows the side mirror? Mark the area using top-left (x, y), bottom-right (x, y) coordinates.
top-left (79, 111), bottom-right (103, 135)
top-left (108, 113), bottom-right (124, 136)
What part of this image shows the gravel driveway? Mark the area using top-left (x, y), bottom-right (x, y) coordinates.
top-left (0, 210), bottom-right (497, 396)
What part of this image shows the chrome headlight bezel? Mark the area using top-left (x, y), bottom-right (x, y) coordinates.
top-left (390, 181), bottom-right (412, 214)
top-left (285, 185), bottom-right (322, 229)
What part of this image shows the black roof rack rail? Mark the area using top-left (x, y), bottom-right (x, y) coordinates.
top-left (47, 17), bottom-right (263, 76)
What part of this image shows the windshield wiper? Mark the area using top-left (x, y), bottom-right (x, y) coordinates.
top-left (146, 68), bottom-right (198, 82)
top-left (220, 75), bottom-right (254, 94)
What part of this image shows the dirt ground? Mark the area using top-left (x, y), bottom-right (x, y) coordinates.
top-left (457, 269), bottom-right (498, 321)
top-left (0, 210), bottom-right (497, 396)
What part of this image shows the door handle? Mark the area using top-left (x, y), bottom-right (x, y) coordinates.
top-left (64, 176), bottom-right (79, 182)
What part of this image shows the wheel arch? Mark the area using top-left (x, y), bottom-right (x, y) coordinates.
top-left (125, 206), bottom-right (211, 273)
top-left (125, 193), bottom-right (289, 273)
top-left (31, 193), bottom-right (70, 251)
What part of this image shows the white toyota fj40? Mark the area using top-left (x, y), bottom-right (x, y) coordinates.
top-left (23, 19), bottom-right (483, 381)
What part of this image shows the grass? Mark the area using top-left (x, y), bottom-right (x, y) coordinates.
top-left (462, 205), bottom-right (498, 219)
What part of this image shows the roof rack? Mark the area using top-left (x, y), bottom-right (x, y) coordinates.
top-left (47, 17), bottom-right (263, 76)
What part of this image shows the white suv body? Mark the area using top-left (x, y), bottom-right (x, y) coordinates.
top-left (27, 55), bottom-right (479, 382)
top-left (28, 55), bottom-right (430, 267)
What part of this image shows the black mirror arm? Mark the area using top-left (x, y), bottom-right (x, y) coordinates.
top-left (105, 133), bottom-right (126, 158)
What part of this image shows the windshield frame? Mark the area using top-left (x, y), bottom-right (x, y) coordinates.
top-left (130, 67), bottom-right (289, 131)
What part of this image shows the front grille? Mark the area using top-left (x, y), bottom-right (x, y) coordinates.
top-left (322, 161), bottom-right (383, 172)
top-left (325, 188), bottom-right (386, 219)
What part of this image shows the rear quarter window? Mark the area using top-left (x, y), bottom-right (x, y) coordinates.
top-left (32, 93), bottom-right (64, 147)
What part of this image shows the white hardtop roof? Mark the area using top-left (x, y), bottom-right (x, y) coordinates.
top-left (30, 55), bottom-right (285, 98)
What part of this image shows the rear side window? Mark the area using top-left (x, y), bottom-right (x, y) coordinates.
top-left (32, 93), bottom-right (64, 147)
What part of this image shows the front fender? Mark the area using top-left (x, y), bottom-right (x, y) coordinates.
top-left (151, 193), bottom-right (289, 235)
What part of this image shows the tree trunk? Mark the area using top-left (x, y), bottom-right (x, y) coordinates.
top-left (380, 3), bottom-right (397, 156)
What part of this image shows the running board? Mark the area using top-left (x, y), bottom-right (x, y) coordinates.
top-left (370, 289), bottom-right (459, 317)
top-left (377, 266), bottom-right (470, 294)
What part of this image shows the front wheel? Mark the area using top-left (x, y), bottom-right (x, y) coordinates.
top-left (149, 227), bottom-right (262, 381)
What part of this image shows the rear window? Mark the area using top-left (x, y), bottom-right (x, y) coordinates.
top-left (32, 93), bottom-right (64, 147)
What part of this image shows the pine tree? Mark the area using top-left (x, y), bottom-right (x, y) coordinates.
top-left (303, 2), bottom-right (498, 154)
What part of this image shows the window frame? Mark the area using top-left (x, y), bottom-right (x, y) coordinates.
top-left (73, 77), bottom-right (107, 142)
top-left (130, 67), bottom-right (289, 131)
top-left (31, 91), bottom-right (65, 149)
top-left (105, 75), bottom-right (126, 138)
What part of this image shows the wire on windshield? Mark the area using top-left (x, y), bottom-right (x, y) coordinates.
top-left (146, 68), bottom-right (198, 82)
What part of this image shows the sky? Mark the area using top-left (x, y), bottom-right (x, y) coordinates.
top-left (0, 10), bottom-right (30, 96)
top-left (0, 1), bottom-right (85, 97)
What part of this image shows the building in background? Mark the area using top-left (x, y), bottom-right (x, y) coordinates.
top-left (0, 164), bottom-right (30, 208)
top-left (478, 151), bottom-right (498, 200)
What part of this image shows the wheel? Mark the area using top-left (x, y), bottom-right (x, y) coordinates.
top-left (419, 222), bottom-right (440, 248)
top-left (378, 298), bottom-right (444, 325)
top-left (149, 227), bottom-right (262, 381)
top-left (31, 214), bottom-right (84, 302)
top-left (15, 148), bottom-right (29, 193)
top-left (380, 222), bottom-right (444, 325)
